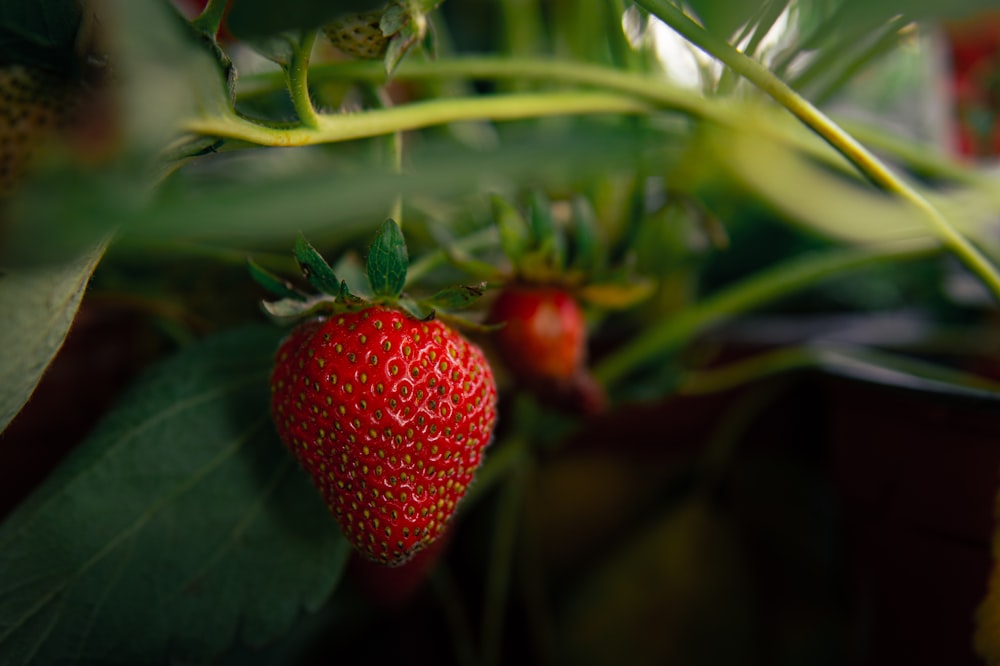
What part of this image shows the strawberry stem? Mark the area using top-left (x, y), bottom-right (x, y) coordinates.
top-left (593, 240), bottom-right (937, 387)
top-left (285, 30), bottom-right (320, 130)
top-left (191, 0), bottom-right (229, 37)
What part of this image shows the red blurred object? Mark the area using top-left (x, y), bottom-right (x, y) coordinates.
top-left (488, 285), bottom-right (607, 415)
top-left (349, 528), bottom-right (451, 609)
top-left (943, 11), bottom-right (1000, 157)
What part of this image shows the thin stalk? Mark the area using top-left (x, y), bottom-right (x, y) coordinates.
top-left (184, 90), bottom-right (655, 146)
top-left (482, 451), bottom-right (526, 666)
top-left (636, 0), bottom-right (1000, 302)
top-left (679, 344), bottom-right (1000, 397)
top-left (430, 567), bottom-right (479, 666)
top-left (680, 347), bottom-right (818, 395)
top-left (363, 84), bottom-right (405, 225)
top-left (286, 30), bottom-right (320, 129)
top-left (593, 240), bottom-right (935, 386)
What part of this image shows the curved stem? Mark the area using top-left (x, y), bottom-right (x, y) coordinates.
top-left (184, 90), bottom-right (654, 146)
top-left (286, 30), bottom-right (320, 129)
top-left (636, 0), bottom-right (1000, 302)
top-left (238, 56), bottom-right (987, 186)
top-left (593, 240), bottom-right (936, 386)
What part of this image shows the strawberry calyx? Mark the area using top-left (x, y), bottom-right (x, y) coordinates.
top-left (251, 219), bottom-right (490, 329)
top-left (489, 192), bottom-right (654, 310)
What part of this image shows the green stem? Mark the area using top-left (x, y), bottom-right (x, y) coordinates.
top-left (236, 56), bottom-right (986, 185)
top-left (191, 0), bottom-right (228, 36)
top-left (286, 30), bottom-right (320, 129)
top-left (679, 344), bottom-right (1000, 397)
top-left (593, 240), bottom-right (935, 386)
top-left (184, 90), bottom-right (654, 146)
top-left (636, 0), bottom-right (1000, 302)
top-left (405, 226), bottom-right (499, 287)
top-left (237, 57), bottom-right (719, 119)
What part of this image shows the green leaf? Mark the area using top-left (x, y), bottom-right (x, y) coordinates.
top-left (0, 239), bottom-right (107, 434)
top-left (294, 233), bottom-right (341, 295)
top-left (492, 195), bottom-right (531, 269)
top-left (247, 258), bottom-right (306, 301)
top-left (383, 22), bottom-right (418, 76)
top-left (366, 219), bottom-right (408, 298)
top-left (0, 327), bottom-right (350, 664)
top-left (424, 282), bottom-right (487, 311)
top-left (682, 0), bottom-right (770, 40)
top-left (227, 0), bottom-right (384, 40)
top-left (0, 0), bottom-right (82, 72)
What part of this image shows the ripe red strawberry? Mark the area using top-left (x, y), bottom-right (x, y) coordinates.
top-left (489, 285), bottom-right (585, 383)
top-left (489, 284), bottom-right (607, 415)
top-left (270, 305), bottom-right (497, 566)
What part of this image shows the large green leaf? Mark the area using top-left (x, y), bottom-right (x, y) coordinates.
top-left (0, 240), bottom-right (107, 434)
top-left (0, 326), bottom-right (350, 665)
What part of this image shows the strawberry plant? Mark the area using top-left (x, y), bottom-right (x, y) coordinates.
top-left (5, 1), bottom-right (1000, 665)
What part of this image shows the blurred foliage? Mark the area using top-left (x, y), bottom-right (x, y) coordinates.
top-left (2, 0), bottom-right (1000, 664)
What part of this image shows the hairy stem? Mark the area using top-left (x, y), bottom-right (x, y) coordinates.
top-left (286, 31), bottom-right (320, 129)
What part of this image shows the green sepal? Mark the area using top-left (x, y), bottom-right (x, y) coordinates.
top-left (380, 2), bottom-right (409, 35)
top-left (423, 282), bottom-right (486, 311)
top-left (383, 22), bottom-right (418, 76)
top-left (260, 294), bottom-right (338, 322)
top-left (492, 195), bottom-right (531, 269)
top-left (435, 312), bottom-right (506, 335)
top-left (294, 233), bottom-right (342, 295)
top-left (529, 190), bottom-right (566, 270)
top-left (247, 258), bottom-right (307, 301)
top-left (569, 195), bottom-right (603, 273)
top-left (337, 279), bottom-right (362, 305)
top-left (366, 219), bottom-right (408, 298)
top-left (396, 297), bottom-right (435, 321)
top-left (332, 252), bottom-right (372, 299)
